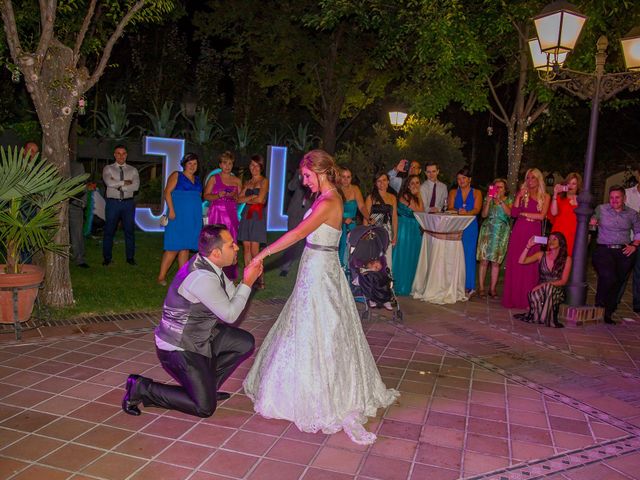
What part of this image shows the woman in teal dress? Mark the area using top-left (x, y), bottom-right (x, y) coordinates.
top-left (476, 178), bottom-right (512, 298)
top-left (392, 175), bottom-right (424, 295)
top-left (338, 167), bottom-right (369, 268)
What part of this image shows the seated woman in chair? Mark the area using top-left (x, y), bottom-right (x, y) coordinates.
top-left (513, 232), bottom-right (571, 328)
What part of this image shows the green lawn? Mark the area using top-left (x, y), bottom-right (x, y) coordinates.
top-left (58, 231), bottom-right (297, 319)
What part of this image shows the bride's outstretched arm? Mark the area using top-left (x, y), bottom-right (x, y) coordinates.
top-left (252, 198), bottom-right (333, 264)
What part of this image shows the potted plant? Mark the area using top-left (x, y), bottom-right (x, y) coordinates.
top-left (0, 146), bottom-right (87, 323)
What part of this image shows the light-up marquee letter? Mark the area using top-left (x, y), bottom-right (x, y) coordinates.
top-left (135, 136), bottom-right (185, 232)
top-left (266, 145), bottom-right (288, 231)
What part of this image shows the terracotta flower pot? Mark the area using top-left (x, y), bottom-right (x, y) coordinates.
top-left (0, 265), bottom-right (45, 324)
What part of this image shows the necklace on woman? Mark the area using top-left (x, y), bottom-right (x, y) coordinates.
top-left (321, 186), bottom-right (337, 195)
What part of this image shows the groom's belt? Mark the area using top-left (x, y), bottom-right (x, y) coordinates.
top-left (305, 241), bottom-right (338, 252)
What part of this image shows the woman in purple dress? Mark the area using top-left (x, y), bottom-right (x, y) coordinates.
top-left (501, 168), bottom-right (550, 309)
top-left (204, 151), bottom-right (242, 278)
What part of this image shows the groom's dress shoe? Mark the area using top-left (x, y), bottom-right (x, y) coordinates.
top-left (217, 391), bottom-right (231, 401)
top-left (122, 374), bottom-right (144, 416)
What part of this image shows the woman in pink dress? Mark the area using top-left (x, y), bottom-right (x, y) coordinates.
top-left (502, 168), bottom-right (550, 309)
top-left (204, 151), bottom-right (241, 278)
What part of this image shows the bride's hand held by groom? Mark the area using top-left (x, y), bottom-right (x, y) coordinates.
top-left (243, 259), bottom-right (264, 287)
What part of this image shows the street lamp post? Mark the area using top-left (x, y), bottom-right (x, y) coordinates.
top-left (530, 1), bottom-right (640, 306)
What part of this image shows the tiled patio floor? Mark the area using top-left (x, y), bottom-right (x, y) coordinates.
top-left (1, 293), bottom-right (640, 480)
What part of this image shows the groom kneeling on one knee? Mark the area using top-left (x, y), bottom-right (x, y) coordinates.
top-left (122, 224), bottom-right (263, 418)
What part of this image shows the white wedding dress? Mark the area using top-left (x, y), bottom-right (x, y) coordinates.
top-left (243, 215), bottom-right (399, 445)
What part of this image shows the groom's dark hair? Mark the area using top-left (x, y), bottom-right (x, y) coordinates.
top-left (199, 224), bottom-right (229, 256)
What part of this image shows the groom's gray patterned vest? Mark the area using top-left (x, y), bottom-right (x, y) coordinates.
top-left (155, 254), bottom-right (222, 357)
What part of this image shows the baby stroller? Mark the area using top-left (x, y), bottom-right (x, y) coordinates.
top-left (346, 225), bottom-right (403, 322)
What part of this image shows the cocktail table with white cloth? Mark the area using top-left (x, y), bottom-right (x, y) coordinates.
top-left (411, 213), bottom-right (475, 304)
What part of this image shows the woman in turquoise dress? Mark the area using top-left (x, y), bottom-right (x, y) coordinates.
top-left (392, 175), bottom-right (424, 295)
top-left (447, 166), bottom-right (483, 295)
top-left (476, 178), bottom-right (512, 298)
top-left (338, 167), bottom-right (368, 268)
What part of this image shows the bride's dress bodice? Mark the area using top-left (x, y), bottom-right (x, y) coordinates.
top-left (306, 222), bottom-right (341, 247)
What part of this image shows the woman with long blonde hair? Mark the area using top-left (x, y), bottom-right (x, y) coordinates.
top-left (502, 168), bottom-right (551, 309)
top-left (244, 150), bottom-right (398, 446)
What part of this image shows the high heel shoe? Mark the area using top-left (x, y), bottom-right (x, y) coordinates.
top-left (477, 289), bottom-right (487, 298)
top-left (489, 289), bottom-right (498, 298)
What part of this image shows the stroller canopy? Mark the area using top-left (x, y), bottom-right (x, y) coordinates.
top-left (347, 225), bottom-right (390, 264)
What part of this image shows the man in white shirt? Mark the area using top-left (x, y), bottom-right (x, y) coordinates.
top-left (624, 177), bottom-right (640, 312)
top-left (102, 144), bottom-right (140, 266)
top-left (420, 162), bottom-right (448, 212)
top-left (122, 225), bottom-right (263, 417)
top-left (388, 159), bottom-right (421, 193)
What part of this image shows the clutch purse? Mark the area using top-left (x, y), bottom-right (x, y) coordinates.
top-left (159, 215), bottom-right (169, 226)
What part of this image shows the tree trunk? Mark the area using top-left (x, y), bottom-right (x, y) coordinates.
top-left (322, 118), bottom-right (338, 155)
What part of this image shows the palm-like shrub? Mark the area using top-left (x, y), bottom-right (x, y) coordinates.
top-left (143, 101), bottom-right (181, 137)
top-left (95, 95), bottom-right (136, 140)
top-left (0, 147), bottom-right (88, 274)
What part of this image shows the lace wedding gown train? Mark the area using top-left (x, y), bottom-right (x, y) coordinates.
top-left (243, 219), bottom-right (399, 445)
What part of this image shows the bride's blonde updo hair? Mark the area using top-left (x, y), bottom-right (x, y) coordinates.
top-left (299, 149), bottom-right (339, 185)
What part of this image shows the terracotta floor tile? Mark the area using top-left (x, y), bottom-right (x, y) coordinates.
top-left (190, 472), bottom-right (240, 480)
top-left (312, 446), bottom-right (364, 474)
top-left (9, 463), bottom-right (70, 480)
top-left (414, 442), bottom-right (462, 470)
top-left (68, 401), bottom-right (120, 423)
top-left (2, 369), bottom-right (49, 386)
top-left (40, 443), bottom-right (104, 470)
top-left (247, 459), bottom-right (305, 480)
top-left (64, 382), bottom-right (114, 401)
top-left (301, 468), bottom-right (357, 480)
top-left (224, 430), bottom-right (277, 455)
top-left (466, 432), bottom-right (509, 457)
top-left (468, 404), bottom-right (507, 422)
top-left (114, 433), bottom-right (173, 459)
top-left (462, 450), bottom-right (509, 475)
top-left (181, 423), bottom-right (234, 447)
top-left (200, 449), bottom-right (258, 477)
top-left (552, 430), bottom-right (595, 450)
top-left (155, 441), bottom-right (213, 468)
top-left (562, 462), bottom-right (632, 480)
top-left (0, 434), bottom-right (64, 461)
top-left (75, 424), bottom-right (134, 449)
top-left (425, 411), bottom-right (466, 431)
top-left (129, 461), bottom-right (192, 480)
top-left (266, 438), bottom-right (320, 464)
top-left (1, 410), bottom-right (58, 432)
top-left (467, 417), bottom-right (508, 437)
top-left (370, 436), bottom-right (417, 461)
top-left (420, 426), bottom-right (465, 449)
top-left (81, 452), bottom-right (147, 480)
top-left (283, 424), bottom-right (329, 444)
top-left (510, 424), bottom-right (553, 446)
top-left (548, 415), bottom-right (592, 436)
top-left (202, 407), bottom-right (252, 429)
top-left (325, 430), bottom-right (370, 452)
top-left (604, 451), bottom-right (640, 477)
top-left (32, 395), bottom-right (87, 416)
top-left (409, 463), bottom-right (459, 480)
top-left (3, 388), bottom-right (52, 408)
top-left (510, 439), bottom-right (555, 462)
top-left (241, 414), bottom-right (290, 436)
top-left (378, 419), bottom-right (421, 441)
top-left (31, 376), bottom-right (78, 394)
top-left (0, 427), bottom-right (25, 449)
top-left (102, 409), bottom-right (160, 431)
top-left (429, 397), bottom-right (467, 415)
top-left (141, 416), bottom-right (194, 439)
top-left (359, 454), bottom-right (411, 480)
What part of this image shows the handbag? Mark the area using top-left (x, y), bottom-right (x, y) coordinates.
top-left (159, 214), bottom-right (169, 227)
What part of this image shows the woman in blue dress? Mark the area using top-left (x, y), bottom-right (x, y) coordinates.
top-left (392, 175), bottom-right (424, 295)
top-left (447, 166), bottom-right (483, 295)
top-left (157, 153), bottom-right (202, 285)
top-left (338, 167), bottom-right (369, 268)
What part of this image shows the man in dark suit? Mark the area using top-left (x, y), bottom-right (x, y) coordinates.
top-left (122, 225), bottom-right (263, 417)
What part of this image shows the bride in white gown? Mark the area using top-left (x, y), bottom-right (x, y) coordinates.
top-left (243, 150), bottom-right (399, 445)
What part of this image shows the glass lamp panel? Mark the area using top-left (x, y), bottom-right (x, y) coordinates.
top-left (388, 111), bottom-right (408, 127)
top-left (621, 34), bottom-right (640, 71)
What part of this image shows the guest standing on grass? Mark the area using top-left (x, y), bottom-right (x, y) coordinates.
top-left (392, 175), bottom-right (424, 295)
top-left (238, 154), bottom-right (269, 289)
top-left (502, 168), bottom-right (550, 309)
top-left (476, 178), bottom-right (512, 298)
top-left (102, 144), bottom-right (139, 266)
top-left (204, 151), bottom-right (242, 279)
top-left (448, 166), bottom-right (482, 296)
top-left (157, 153), bottom-right (203, 286)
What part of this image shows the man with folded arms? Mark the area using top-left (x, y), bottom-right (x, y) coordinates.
top-left (122, 224), bottom-right (263, 417)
